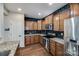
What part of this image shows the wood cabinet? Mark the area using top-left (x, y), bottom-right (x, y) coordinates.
top-left (55, 42), bottom-right (64, 56)
top-left (50, 40), bottom-right (56, 55)
top-left (45, 17), bottom-right (48, 24)
top-left (53, 8), bottom-right (70, 31)
top-left (34, 21), bottom-right (38, 30)
top-left (48, 15), bottom-right (53, 24)
top-left (30, 21), bottom-right (34, 30)
top-left (25, 21), bottom-right (39, 30)
top-left (42, 15), bottom-right (53, 30)
top-left (42, 20), bottom-right (46, 30)
top-left (53, 13), bottom-right (60, 31)
top-left (26, 21), bottom-right (30, 30)
top-left (25, 36), bottom-right (31, 45)
top-left (30, 36), bottom-right (35, 44)
top-left (50, 39), bottom-right (64, 56)
top-left (25, 21), bottom-right (34, 30)
top-left (38, 20), bottom-right (42, 30)
top-left (40, 36), bottom-right (43, 46)
top-left (34, 35), bottom-right (40, 43)
top-left (59, 9), bottom-right (70, 31)
top-left (25, 35), bottom-right (41, 46)
top-left (70, 3), bottom-right (79, 17)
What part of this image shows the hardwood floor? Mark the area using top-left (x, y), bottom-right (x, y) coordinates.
top-left (15, 44), bottom-right (51, 56)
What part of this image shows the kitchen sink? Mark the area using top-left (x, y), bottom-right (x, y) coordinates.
top-left (0, 50), bottom-right (11, 56)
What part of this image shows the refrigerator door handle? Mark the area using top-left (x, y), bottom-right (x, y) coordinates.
top-left (70, 39), bottom-right (77, 43)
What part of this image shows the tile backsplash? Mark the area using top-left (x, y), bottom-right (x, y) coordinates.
top-left (25, 30), bottom-right (64, 39)
top-left (53, 31), bottom-right (64, 39)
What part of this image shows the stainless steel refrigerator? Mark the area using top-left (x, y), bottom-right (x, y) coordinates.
top-left (64, 16), bottom-right (79, 56)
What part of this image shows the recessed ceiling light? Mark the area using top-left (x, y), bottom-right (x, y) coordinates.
top-left (38, 13), bottom-right (41, 16)
top-left (17, 8), bottom-right (22, 11)
top-left (48, 3), bottom-right (53, 6)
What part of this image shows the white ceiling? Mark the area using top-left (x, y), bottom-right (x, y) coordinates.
top-left (5, 3), bottom-right (67, 19)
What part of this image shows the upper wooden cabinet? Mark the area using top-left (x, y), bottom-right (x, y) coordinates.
top-left (25, 21), bottom-right (34, 30)
top-left (60, 9), bottom-right (70, 20)
top-left (48, 15), bottom-right (53, 24)
top-left (70, 3), bottom-right (79, 17)
top-left (42, 20), bottom-right (46, 30)
top-left (33, 21), bottom-right (38, 30)
top-left (53, 13), bottom-right (60, 31)
top-left (59, 9), bottom-right (70, 31)
top-left (26, 21), bottom-right (30, 30)
top-left (44, 14), bottom-right (53, 24)
top-left (45, 17), bottom-right (48, 24)
top-left (37, 20), bottom-right (42, 30)
top-left (30, 21), bottom-right (34, 30)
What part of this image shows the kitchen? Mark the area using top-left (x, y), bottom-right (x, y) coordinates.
top-left (0, 3), bottom-right (79, 56)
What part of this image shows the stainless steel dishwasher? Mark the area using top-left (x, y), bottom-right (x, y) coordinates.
top-left (42, 37), bottom-right (50, 52)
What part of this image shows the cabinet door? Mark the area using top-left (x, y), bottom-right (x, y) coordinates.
top-left (26, 21), bottom-right (30, 30)
top-left (29, 21), bottom-right (33, 30)
top-left (40, 36), bottom-right (43, 45)
top-left (55, 42), bottom-right (64, 56)
top-left (48, 15), bottom-right (53, 24)
top-left (42, 20), bottom-right (46, 30)
top-left (25, 36), bottom-right (31, 45)
top-left (33, 22), bottom-right (38, 30)
top-left (38, 20), bottom-right (42, 30)
top-left (45, 17), bottom-right (48, 24)
top-left (34, 35), bottom-right (39, 43)
top-left (53, 14), bottom-right (60, 31)
top-left (30, 36), bottom-right (35, 44)
top-left (59, 9), bottom-right (70, 31)
top-left (70, 3), bottom-right (79, 17)
top-left (50, 40), bottom-right (56, 56)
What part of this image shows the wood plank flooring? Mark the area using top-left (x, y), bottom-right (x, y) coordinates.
top-left (15, 44), bottom-right (51, 56)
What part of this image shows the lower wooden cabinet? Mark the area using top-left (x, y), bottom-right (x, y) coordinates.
top-left (50, 39), bottom-right (64, 56)
top-left (40, 36), bottom-right (43, 46)
top-left (50, 40), bottom-right (56, 56)
top-left (25, 36), bottom-right (31, 45)
top-left (55, 42), bottom-right (64, 56)
top-left (34, 35), bottom-right (40, 43)
top-left (25, 35), bottom-right (41, 46)
top-left (30, 36), bottom-right (35, 44)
